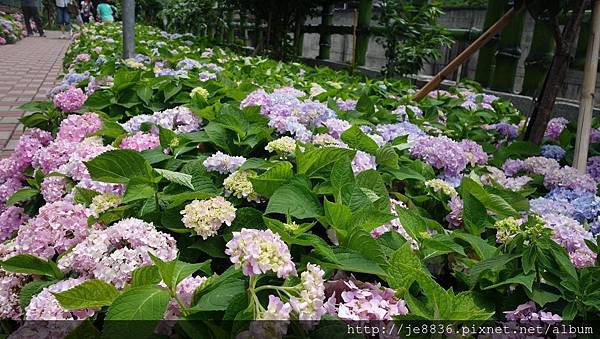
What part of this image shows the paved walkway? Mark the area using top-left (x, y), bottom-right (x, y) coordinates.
top-left (0, 31), bottom-right (70, 157)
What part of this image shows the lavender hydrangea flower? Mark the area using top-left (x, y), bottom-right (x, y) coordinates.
top-left (481, 167), bottom-right (532, 191)
top-left (289, 263), bottom-right (327, 321)
top-left (540, 145), bottom-right (565, 160)
top-left (587, 156), bottom-right (600, 182)
top-left (40, 176), bottom-right (67, 203)
top-left (352, 151), bottom-right (377, 174)
top-left (375, 122), bottom-right (426, 143)
top-left (392, 105), bottom-right (423, 121)
top-left (32, 139), bottom-right (78, 174)
top-left (322, 118), bottom-right (351, 139)
top-left (459, 139), bottom-right (488, 166)
top-left (0, 206), bottom-right (27, 242)
top-left (58, 218), bottom-right (178, 288)
top-left (410, 136), bottom-right (468, 176)
top-left (370, 199), bottom-right (418, 249)
top-left (181, 197), bottom-right (236, 239)
top-left (489, 122), bottom-right (519, 140)
top-left (336, 99), bottom-right (357, 111)
top-left (119, 132), bottom-right (160, 152)
top-left (52, 86), bottom-right (87, 112)
top-left (504, 301), bottom-right (561, 322)
top-left (326, 280), bottom-right (409, 320)
top-left (225, 228), bottom-right (296, 278)
top-left (544, 117), bottom-right (568, 140)
top-left (522, 156), bottom-right (560, 176)
top-left (544, 166), bottom-right (597, 193)
top-left (446, 195), bottom-right (464, 228)
top-left (543, 214), bottom-right (597, 268)
top-left (0, 271), bottom-right (30, 320)
top-left (12, 201), bottom-right (90, 259)
top-left (25, 278), bottom-right (97, 320)
top-left (203, 152), bottom-right (246, 174)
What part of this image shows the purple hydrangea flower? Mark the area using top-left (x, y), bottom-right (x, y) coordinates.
top-left (540, 145), bottom-right (566, 160)
top-left (459, 140), bottom-right (488, 166)
top-left (0, 206), bottom-right (28, 241)
top-left (544, 166), bottom-right (597, 193)
top-left (544, 117), bottom-right (568, 140)
top-left (56, 112), bottom-right (102, 142)
top-left (40, 176), bottom-right (67, 203)
top-left (410, 136), bottom-right (468, 176)
top-left (119, 132), bottom-right (160, 152)
top-left (446, 195), bottom-right (464, 228)
top-left (587, 156), bottom-right (600, 182)
top-left (203, 151), bottom-right (246, 174)
top-left (375, 122), bottom-right (426, 143)
top-left (52, 87), bottom-right (87, 112)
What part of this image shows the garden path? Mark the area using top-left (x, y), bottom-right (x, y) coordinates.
top-left (0, 32), bottom-right (70, 157)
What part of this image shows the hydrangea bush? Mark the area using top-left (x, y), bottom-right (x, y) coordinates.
top-left (0, 22), bottom-right (598, 337)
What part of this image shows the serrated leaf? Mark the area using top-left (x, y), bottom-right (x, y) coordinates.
top-left (6, 188), bottom-right (39, 206)
top-left (155, 168), bottom-right (194, 189)
top-left (266, 182), bottom-right (323, 219)
top-left (1, 254), bottom-right (63, 279)
top-left (53, 279), bottom-right (120, 309)
top-left (85, 150), bottom-right (154, 184)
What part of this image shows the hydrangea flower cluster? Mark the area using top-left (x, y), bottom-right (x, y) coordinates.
top-left (163, 275), bottom-right (207, 320)
top-left (544, 166), bottom-right (597, 193)
top-left (119, 132), bottom-right (160, 152)
top-left (265, 136), bottom-right (296, 154)
top-left (481, 167), bottom-right (531, 191)
top-left (225, 228), bottom-right (296, 278)
top-left (459, 140), bottom-right (488, 166)
top-left (410, 136), bottom-right (468, 176)
top-left (326, 280), bottom-right (409, 320)
top-left (544, 117), bottom-right (568, 140)
top-left (392, 104), bottom-right (422, 120)
top-left (336, 99), bottom-right (357, 112)
top-left (89, 193), bottom-right (123, 218)
top-left (503, 159), bottom-right (524, 176)
top-left (504, 301), bottom-right (562, 322)
top-left (223, 170), bottom-right (260, 202)
top-left (58, 218), bottom-right (178, 288)
top-left (351, 151), bottom-right (377, 174)
top-left (52, 87), bottom-right (88, 112)
top-left (540, 145), bottom-right (565, 160)
top-left (180, 197), bottom-right (236, 239)
top-left (11, 201), bottom-right (90, 259)
top-left (56, 112), bottom-right (102, 142)
top-left (289, 263), bottom-right (327, 321)
top-left (494, 217), bottom-right (522, 244)
top-left (542, 214), bottom-right (596, 268)
top-left (40, 176), bottom-right (67, 203)
top-left (484, 122), bottom-right (519, 140)
top-left (203, 151), bottom-right (246, 174)
top-left (322, 118), bottom-right (351, 139)
top-left (522, 156), bottom-right (560, 176)
top-left (587, 156), bottom-right (600, 182)
top-left (240, 88), bottom-right (336, 141)
top-left (425, 179), bottom-right (458, 197)
top-left (0, 271), bottom-right (27, 319)
top-left (0, 206), bottom-right (27, 241)
top-left (446, 195), bottom-right (464, 228)
top-left (121, 106), bottom-right (202, 135)
top-left (375, 122), bottom-right (426, 143)
top-left (25, 278), bottom-right (96, 320)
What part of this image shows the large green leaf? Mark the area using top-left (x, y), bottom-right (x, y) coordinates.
top-left (249, 161), bottom-right (293, 197)
top-left (105, 286), bottom-right (170, 320)
top-left (340, 125), bottom-right (379, 154)
top-left (191, 279), bottom-right (245, 311)
top-left (85, 150), bottom-right (154, 184)
top-left (461, 177), bottom-right (518, 217)
top-left (266, 182), bottom-right (323, 219)
top-left (297, 147), bottom-right (356, 178)
top-left (53, 279), bottom-right (120, 309)
top-left (1, 254), bottom-right (63, 279)
top-left (155, 168), bottom-right (194, 189)
top-left (6, 188), bottom-right (39, 206)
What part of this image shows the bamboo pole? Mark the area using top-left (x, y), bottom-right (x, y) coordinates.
top-left (521, 20), bottom-right (555, 96)
top-left (490, 8), bottom-right (525, 92)
top-left (573, 0), bottom-right (600, 171)
top-left (354, 0), bottom-right (373, 66)
top-left (318, 5), bottom-right (334, 60)
top-left (414, 6), bottom-right (522, 102)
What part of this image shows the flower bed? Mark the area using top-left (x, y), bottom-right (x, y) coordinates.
top-left (0, 23), bottom-right (598, 336)
top-left (0, 11), bottom-right (24, 45)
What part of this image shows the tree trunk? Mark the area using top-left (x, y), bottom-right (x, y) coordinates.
top-left (524, 0), bottom-right (590, 144)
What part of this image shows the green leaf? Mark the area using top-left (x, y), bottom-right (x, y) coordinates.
top-left (421, 234), bottom-right (466, 259)
top-left (469, 254), bottom-right (521, 286)
top-left (386, 242), bottom-right (423, 290)
top-left (376, 145), bottom-right (399, 169)
top-left (190, 279), bottom-right (245, 311)
top-left (311, 247), bottom-right (387, 277)
top-left (85, 150), bottom-right (154, 184)
top-left (53, 279), bottom-right (120, 309)
top-left (340, 125), bottom-right (379, 154)
top-left (155, 168), bottom-right (194, 190)
top-left (462, 192), bottom-right (488, 235)
top-left (330, 156), bottom-right (354, 193)
top-left (249, 161), bottom-right (293, 197)
top-left (452, 232), bottom-right (498, 260)
top-left (482, 273), bottom-right (535, 293)
top-left (122, 177), bottom-right (156, 203)
top-left (6, 188), bottom-right (39, 206)
top-left (105, 286), bottom-right (170, 320)
top-left (130, 265), bottom-right (162, 287)
top-left (158, 126), bottom-right (178, 149)
top-left (73, 187), bottom-right (101, 206)
top-left (297, 147), bottom-right (356, 178)
top-left (136, 86), bottom-right (153, 105)
top-left (461, 177), bottom-right (518, 217)
top-left (1, 254), bottom-right (63, 279)
top-left (356, 93), bottom-right (375, 115)
top-left (103, 286), bottom-right (170, 338)
top-left (266, 182), bottom-right (323, 219)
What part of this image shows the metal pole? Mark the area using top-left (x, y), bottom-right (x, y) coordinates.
top-left (122, 0), bottom-right (136, 59)
top-left (573, 0), bottom-right (600, 171)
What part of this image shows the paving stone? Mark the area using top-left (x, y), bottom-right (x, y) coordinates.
top-left (0, 31), bottom-right (70, 155)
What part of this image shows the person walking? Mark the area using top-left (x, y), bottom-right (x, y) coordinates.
top-left (96, 0), bottom-right (115, 23)
top-left (20, 0), bottom-right (45, 37)
top-left (80, 0), bottom-right (93, 23)
top-left (56, 0), bottom-right (72, 39)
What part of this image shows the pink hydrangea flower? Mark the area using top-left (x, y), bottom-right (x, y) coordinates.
top-left (0, 271), bottom-right (28, 319)
top-left (119, 132), bottom-right (160, 152)
top-left (225, 228), bottom-right (296, 278)
top-left (52, 86), bottom-right (87, 112)
top-left (25, 278), bottom-right (97, 320)
top-left (58, 218), bottom-right (178, 288)
top-left (0, 206), bottom-right (28, 241)
top-left (56, 112), bottom-right (102, 142)
top-left (40, 176), bottom-right (67, 203)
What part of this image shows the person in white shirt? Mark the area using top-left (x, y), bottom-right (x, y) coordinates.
top-left (55, 0), bottom-right (73, 38)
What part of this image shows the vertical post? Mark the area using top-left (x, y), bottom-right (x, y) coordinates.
top-left (521, 20), bottom-right (555, 96)
top-left (227, 8), bottom-right (234, 44)
top-left (122, 0), bottom-right (136, 58)
top-left (239, 9), bottom-right (247, 45)
top-left (490, 4), bottom-right (525, 92)
top-left (573, 21), bottom-right (591, 70)
top-left (293, 11), bottom-right (305, 57)
top-left (354, 0), bottom-right (372, 66)
top-left (474, 0), bottom-right (507, 87)
top-left (318, 4), bottom-right (334, 60)
top-left (574, 0), bottom-right (600, 171)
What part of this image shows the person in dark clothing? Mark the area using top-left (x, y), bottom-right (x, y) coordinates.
top-left (20, 0), bottom-right (45, 37)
